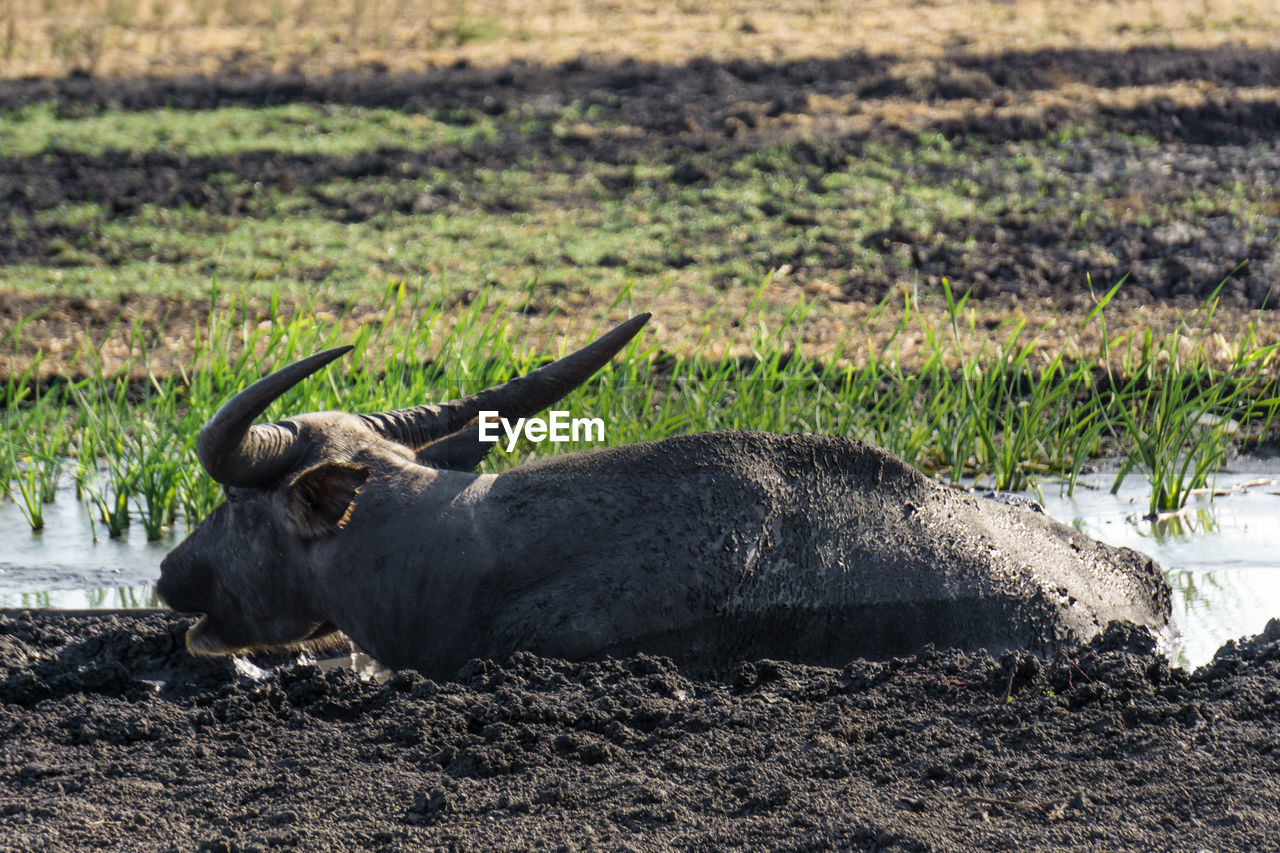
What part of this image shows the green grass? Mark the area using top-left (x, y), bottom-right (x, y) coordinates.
top-left (3, 282), bottom-right (1278, 541)
top-left (0, 101), bottom-right (502, 159)
top-left (1092, 281), bottom-right (1280, 517)
top-left (4, 101), bottom-right (1272, 308)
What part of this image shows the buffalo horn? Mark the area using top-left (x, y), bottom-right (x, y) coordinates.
top-left (361, 313), bottom-right (650, 451)
top-left (197, 346), bottom-right (354, 487)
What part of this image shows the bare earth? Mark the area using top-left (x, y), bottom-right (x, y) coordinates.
top-left (2, 0), bottom-right (1276, 81)
top-left (3, 611), bottom-right (1280, 852)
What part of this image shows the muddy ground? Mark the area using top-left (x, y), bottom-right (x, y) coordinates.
top-left (3, 611), bottom-right (1280, 852)
top-left (4, 44), bottom-right (1280, 378)
top-left (3, 47), bottom-right (1278, 303)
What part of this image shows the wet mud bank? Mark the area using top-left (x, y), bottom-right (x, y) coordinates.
top-left (3, 610), bottom-right (1280, 851)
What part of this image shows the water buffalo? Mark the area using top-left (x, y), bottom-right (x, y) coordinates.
top-left (158, 314), bottom-right (1171, 678)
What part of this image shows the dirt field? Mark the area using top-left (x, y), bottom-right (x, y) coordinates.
top-left (3, 37), bottom-right (1280, 376)
top-left (3, 610), bottom-right (1280, 852)
top-left (3, 1), bottom-right (1280, 378)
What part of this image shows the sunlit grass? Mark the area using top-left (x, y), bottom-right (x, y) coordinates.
top-left (1091, 279), bottom-right (1280, 517)
top-left (0, 102), bottom-right (502, 159)
top-left (7, 117), bottom-right (1269, 311)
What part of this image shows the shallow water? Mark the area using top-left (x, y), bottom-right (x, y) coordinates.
top-left (1, 462), bottom-right (1277, 667)
top-left (0, 486), bottom-right (172, 609)
top-left (1031, 461), bottom-right (1280, 668)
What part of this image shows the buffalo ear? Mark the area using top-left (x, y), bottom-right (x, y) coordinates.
top-left (286, 461), bottom-right (368, 538)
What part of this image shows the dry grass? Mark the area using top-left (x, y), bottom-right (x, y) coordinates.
top-left (698, 79), bottom-right (1280, 145)
top-left (2, 0), bottom-right (1276, 80)
top-left (5, 282), bottom-right (1278, 382)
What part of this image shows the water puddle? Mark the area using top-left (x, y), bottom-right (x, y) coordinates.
top-left (0, 485), bottom-right (173, 609)
top-left (1030, 461), bottom-right (1280, 668)
top-left (2, 461), bottom-right (1278, 667)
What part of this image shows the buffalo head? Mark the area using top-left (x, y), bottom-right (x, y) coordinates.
top-left (157, 314), bottom-right (650, 657)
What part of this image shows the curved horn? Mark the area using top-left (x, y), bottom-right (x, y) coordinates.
top-left (361, 313), bottom-right (650, 451)
top-left (197, 346), bottom-right (353, 487)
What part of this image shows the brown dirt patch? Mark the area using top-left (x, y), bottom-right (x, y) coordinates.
top-left (2, 45), bottom-right (1279, 383)
top-left (2, 5), bottom-right (1277, 378)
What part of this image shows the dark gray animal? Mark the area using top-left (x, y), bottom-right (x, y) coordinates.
top-left (158, 314), bottom-right (1171, 678)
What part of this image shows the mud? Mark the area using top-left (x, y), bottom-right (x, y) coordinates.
top-left (4, 46), bottom-right (1280, 126)
top-left (3, 610), bottom-right (1280, 851)
top-left (2, 47), bottom-right (1279, 309)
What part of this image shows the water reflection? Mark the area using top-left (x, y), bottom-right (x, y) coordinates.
top-left (1134, 508), bottom-right (1221, 541)
top-left (0, 480), bottom-right (173, 594)
top-left (0, 584), bottom-right (160, 610)
top-left (1039, 467), bottom-right (1280, 668)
